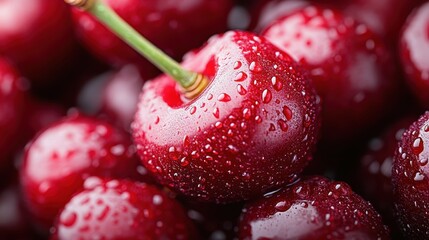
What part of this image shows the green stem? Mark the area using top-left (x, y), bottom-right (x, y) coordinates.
top-left (87, 0), bottom-right (195, 88)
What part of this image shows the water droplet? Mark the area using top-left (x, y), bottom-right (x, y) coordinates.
top-left (234, 61), bottom-right (242, 70)
top-left (218, 93), bottom-right (231, 102)
top-left (204, 144), bottom-right (213, 153)
top-left (60, 211), bottom-right (77, 227)
top-left (215, 122), bottom-right (223, 129)
top-left (275, 201), bottom-right (290, 212)
top-left (269, 124), bottom-right (276, 131)
top-left (237, 84), bottom-right (247, 95)
top-left (278, 119), bottom-right (289, 132)
top-left (283, 106), bottom-right (293, 120)
top-left (234, 72), bottom-right (248, 82)
top-left (183, 135), bottom-right (190, 147)
top-left (242, 108), bottom-right (251, 119)
top-left (414, 172), bottom-right (425, 181)
top-left (97, 205), bottom-right (110, 220)
top-left (190, 106), bottom-right (197, 115)
top-left (419, 158), bottom-right (428, 166)
top-left (207, 93), bottom-right (213, 100)
top-left (213, 107), bottom-right (220, 118)
top-left (271, 76), bottom-right (283, 91)
top-left (424, 125), bottom-right (429, 132)
top-left (249, 61), bottom-right (262, 72)
top-left (255, 116), bottom-right (262, 123)
top-left (412, 137), bottom-right (424, 155)
top-left (154, 116), bottom-right (160, 124)
top-left (168, 147), bottom-right (179, 160)
top-left (180, 157), bottom-right (189, 167)
top-left (303, 114), bottom-right (311, 127)
top-left (262, 89), bottom-right (272, 103)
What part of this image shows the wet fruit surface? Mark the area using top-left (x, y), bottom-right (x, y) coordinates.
top-left (393, 112), bottom-right (429, 238)
top-left (20, 114), bottom-right (147, 230)
top-left (51, 177), bottom-right (196, 240)
top-left (400, 2), bottom-right (429, 109)
top-left (262, 5), bottom-right (398, 144)
top-left (239, 176), bottom-right (389, 240)
top-left (132, 31), bottom-right (321, 203)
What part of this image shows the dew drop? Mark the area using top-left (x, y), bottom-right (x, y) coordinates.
top-left (278, 119), bottom-right (289, 132)
top-left (154, 116), bottom-right (160, 124)
top-left (412, 137), bottom-right (424, 155)
top-left (60, 211), bottom-right (77, 227)
top-left (180, 157), bottom-right (189, 167)
top-left (191, 151), bottom-right (200, 159)
top-left (262, 89), bottom-right (272, 103)
top-left (207, 93), bottom-right (213, 100)
top-left (283, 106), bottom-right (293, 120)
top-left (237, 84), bottom-right (247, 95)
top-left (228, 145), bottom-right (239, 154)
top-left (218, 93), bottom-right (231, 102)
top-left (414, 172), bottom-right (425, 181)
top-left (242, 108), bottom-right (251, 119)
top-left (424, 125), bottom-right (429, 132)
top-left (183, 135), bottom-right (190, 147)
top-left (215, 121), bottom-right (223, 129)
top-left (168, 147), bottom-right (179, 160)
top-left (269, 124), bottom-right (276, 131)
top-left (213, 107), bottom-right (220, 118)
top-left (234, 61), bottom-right (242, 70)
top-left (190, 106), bottom-right (197, 115)
top-left (234, 72), bottom-right (248, 82)
top-left (419, 158), bottom-right (428, 166)
top-left (204, 144), bottom-right (213, 153)
top-left (255, 116), bottom-right (262, 123)
top-left (274, 201), bottom-right (290, 212)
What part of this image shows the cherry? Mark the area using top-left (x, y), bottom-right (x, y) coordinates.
top-left (239, 176), bottom-right (389, 239)
top-left (20, 114), bottom-right (150, 230)
top-left (392, 112), bottom-right (429, 238)
top-left (356, 117), bottom-right (415, 235)
top-left (50, 177), bottom-right (197, 240)
top-left (262, 5), bottom-right (398, 144)
top-left (66, 0), bottom-right (320, 203)
top-left (100, 65), bottom-right (144, 131)
top-left (0, 0), bottom-right (81, 87)
top-left (399, 2), bottom-right (429, 109)
top-left (71, 0), bottom-right (233, 78)
top-left (0, 59), bottom-right (28, 172)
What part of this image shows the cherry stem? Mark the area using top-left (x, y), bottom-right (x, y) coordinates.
top-left (67, 0), bottom-right (197, 89)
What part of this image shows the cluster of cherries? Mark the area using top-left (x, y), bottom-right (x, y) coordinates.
top-left (0, 0), bottom-right (428, 239)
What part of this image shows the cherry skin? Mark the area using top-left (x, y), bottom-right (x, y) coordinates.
top-left (399, 2), bottom-right (429, 109)
top-left (262, 5), bottom-right (398, 144)
top-left (71, 0), bottom-right (233, 78)
top-left (0, 0), bottom-right (81, 86)
top-left (356, 117), bottom-right (415, 234)
top-left (239, 176), bottom-right (389, 240)
top-left (50, 177), bottom-right (197, 240)
top-left (100, 65), bottom-right (144, 131)
top-left (0, 59), bottom-right (28, 172)
top-left (392, 112), bottom-right (429, 238)
top-left (20, 114), bottom-right (151, 230)
top-left (132, 31), bottom-right (321, 203)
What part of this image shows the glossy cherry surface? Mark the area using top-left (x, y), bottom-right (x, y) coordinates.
top-left (400, 2), bottom-right (429, 109)
top-left (0, 0), bottom-right (80, 86)
top-left (51, 177), bottom-right (196, 240)
top-left (20, 114), bottom-right (147, 230)
top-left (71, 0), bottom-right (233, 78)
top-left (239, 176), bottom-right (389, 240)
top-left (392, 112), bottom-right (429, 239)
top-left (0, 59), bottom-right (28, 171)
top-left (262, 5), bottom-right (398, 144)
top-left (132, 31), bottom-right (321, 203)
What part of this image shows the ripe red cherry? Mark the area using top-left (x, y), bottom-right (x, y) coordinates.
top-left (392, 112), bottom-right (429, 238)
top-left (0, 59), bottom-right (28, 171)
top-left (20, 114), bottom-right (150, 230)
top-left (71, 0), bottom-right (233, 78)
top-left (100, 65), bottom-right (144, 131)
top-left (262, 5), bottom-right (398, 144)
top-left (133, 31), bottom-right (321, 203)
top-left (239, 176), bottom-right (389, 239)
top-left (356, 117), bottom-right (415, 233)
top-left (50, 177), bottom-right (197, 240)
top-left (0, 0), bottom-right (81, 86)
top-left (399, 2), bottom-right (429, 109)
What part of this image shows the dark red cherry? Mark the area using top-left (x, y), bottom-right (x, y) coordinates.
top-left (50, 177), bottom-right (197, 240)
top-left (399, 2), bottom-right (429, 109)
top-left (262, 5), bottom-right (398, 144)
top-left (20, 114), bottom-right (150, 230)
top-left (132, 31), bottom-right (321, 203)
top-left (0, 59), bottom-right (28, 172)
top-left (239, 176), bottom-right (389, 239)
top-left (0, 0), bottom-right (81, 86)
top-left (100, 65), bottom-right (144, 131)
top-left (392, 112), bottom-right (429, 238)
top-left (71, 0), bottom-right (233, 78)
top-left (356, 117), bottom-right (415, 234)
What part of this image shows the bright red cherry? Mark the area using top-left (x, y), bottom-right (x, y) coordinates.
top-left (133, 31), bottom-right (321, 203)
top-left (239, 176), bottom-right (390, 239)
top-left (20, 114), bottom-right (150, 230)
top-left (71, 0), bottom-right (233, 78)
top-left (0, 59), bottom-right (28, 172)
top-left (50, 177), bottom-right (197, 240)
top-left (399, 2), bottom-right (429, 109)
top-left (0, 0), bottom-right (81, 87)
top-left (392, 112), bottom-right (429, 238)
top-left (262, 5), bottom-right (398, 144)
top-left (100, 65), bottom-right (144, 131)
